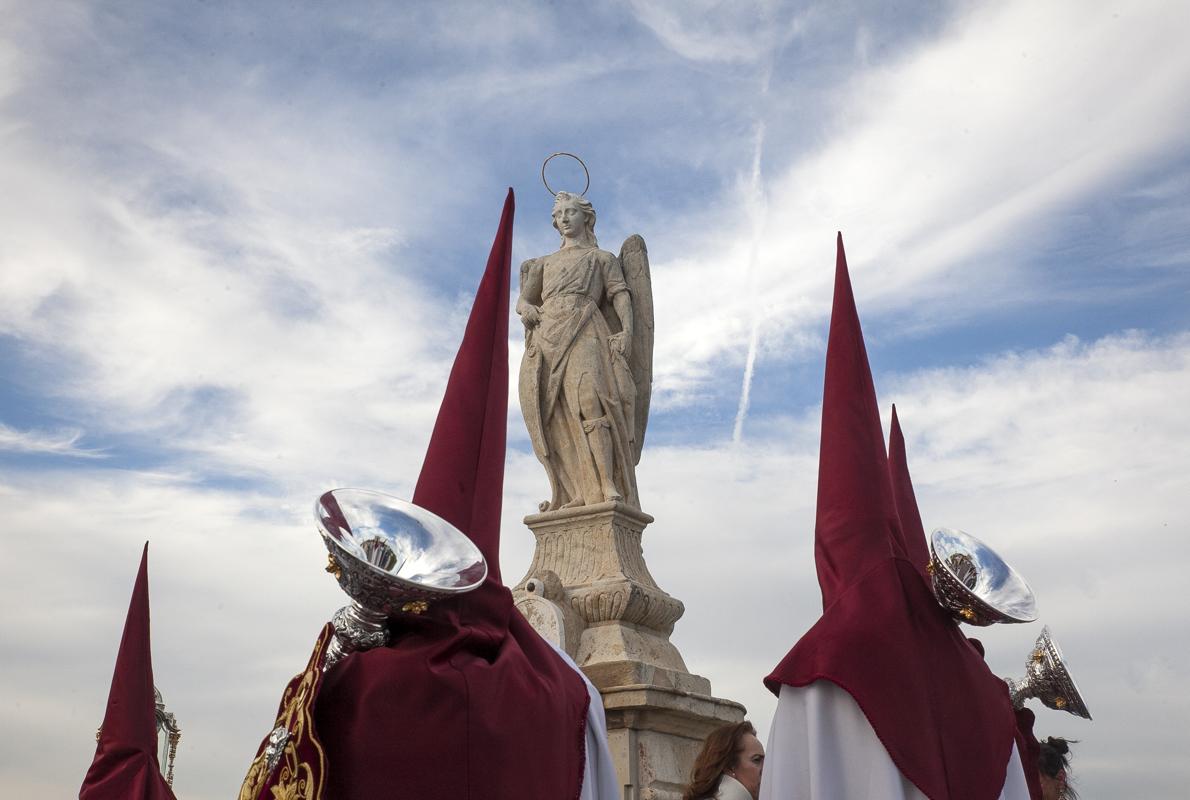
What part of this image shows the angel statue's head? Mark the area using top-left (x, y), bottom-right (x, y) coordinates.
top-left (552, 191), bottom-right (598, 248)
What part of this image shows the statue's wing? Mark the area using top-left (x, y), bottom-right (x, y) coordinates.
top-left (619, 235), bottom-right (653, 464)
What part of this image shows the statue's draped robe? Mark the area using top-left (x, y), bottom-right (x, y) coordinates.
top-left (522, 245), bottom-right (640, 509)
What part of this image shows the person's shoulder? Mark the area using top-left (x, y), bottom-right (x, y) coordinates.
top-left (520, 256), bottom-right (542, 271)
top-left (591, 247), bottom-right (620, 266)
top-left (714, 775), bottom-right (753, 800)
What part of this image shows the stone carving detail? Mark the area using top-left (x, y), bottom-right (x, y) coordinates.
top-left (515, 502), bottom-right (696, 689)
top-left (517, 192), bottom-right (653, 512)
top-left (513, 573), bottom-right (584, 656)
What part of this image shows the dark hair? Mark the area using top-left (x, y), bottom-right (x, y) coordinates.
top-left (1038, 737), bottom-right (1078, 799)
top-left (683, 721), bottom-right (756, 800)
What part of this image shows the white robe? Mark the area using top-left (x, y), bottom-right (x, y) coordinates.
top-left (716, 773), bottom-right (755, 800)
top-left (549, 643), bottom-right (621, 800)
top-left (759, 681), bottom-right (1032, 800)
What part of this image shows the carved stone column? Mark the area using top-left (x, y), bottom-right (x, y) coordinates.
top-left (514, 501), bottom-right (745, 800)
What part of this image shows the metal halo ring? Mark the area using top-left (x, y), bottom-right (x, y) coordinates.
top-left (541, 152), bottom-right (590, 198)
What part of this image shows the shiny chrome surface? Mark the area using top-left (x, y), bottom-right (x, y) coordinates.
top-left (1005, 626), bottom-right (1092, 719)
top-left (96, 685), bottom-right (180, 784)
top-left (928, 527), bottom-right (1037, 626)
top-left (317, 488), bottom-right (487, 610)
top-left (262, 724), bottom-right (291, 778)
top-left (153, 686), bottom-right (181, 787)
top-left (323, 603), bottom-right (390, 672)
top-left (315, 489), bottom-right (487, 669)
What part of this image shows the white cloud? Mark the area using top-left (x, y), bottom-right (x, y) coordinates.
top-left (639, 0), bottom-right (1190, 405)
top-left (0, 423), bottom-right (106, 457)
top-left (625, 0), bottom-right (807, 64)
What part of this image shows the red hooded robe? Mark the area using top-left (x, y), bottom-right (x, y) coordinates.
top-left (80, 543), bottom-right (177, 800)
top-left (765, 235), bottom-right (1021, 800)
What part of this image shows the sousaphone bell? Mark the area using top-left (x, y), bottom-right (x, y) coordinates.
top-left (317, 488), bottom-right (487, 671)
top-left (94, 685), bottom-right (181, 787)
top-left (1005, 626), bottom-right (1092, 719)
top-left (927, 527), bottom-right (1038, 626)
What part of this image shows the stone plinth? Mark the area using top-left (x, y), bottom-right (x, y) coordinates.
top-left (604, 686), bottom-right (746, 800)
top-left (513, 501), bottom-right (745, 800)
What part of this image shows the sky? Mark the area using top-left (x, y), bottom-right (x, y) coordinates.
top-left (2, 0), bottom-right (1188, 796)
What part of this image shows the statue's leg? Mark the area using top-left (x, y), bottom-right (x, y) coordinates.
top-left (552, 422), bottom-right (585, 510)
top-left (578, 372), bottom-right (623, 503)
top-left (552, 379), bottom-right (591, 509)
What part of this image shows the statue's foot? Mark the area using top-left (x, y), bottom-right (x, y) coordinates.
top-left (602, 486), bottom-right (623, 503)
top-left (561, 497), bottom-right (585, 509)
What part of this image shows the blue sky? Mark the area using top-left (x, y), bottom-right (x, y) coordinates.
top-left (3, 1), bottom-right (1189, 797)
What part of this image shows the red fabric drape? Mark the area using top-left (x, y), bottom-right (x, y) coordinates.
top-left (888, 405), bottom-right (932, 581)
top-left (1014, 707), bottom-right (1044, 800)
top-left (311, 189), bottom-right (591, 799)
top-left (80, 543), bottom-right (176, 800)
top-left (766, 235), bottom-right (1019, 800)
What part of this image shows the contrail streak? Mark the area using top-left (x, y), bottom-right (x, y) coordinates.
top-left (731, 117), bottom-right (768, 444)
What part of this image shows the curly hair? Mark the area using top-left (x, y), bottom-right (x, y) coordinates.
top-left (682, 721), bottom-right (756, 800)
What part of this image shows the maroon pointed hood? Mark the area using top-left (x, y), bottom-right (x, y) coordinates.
top-left (80, 543), bottom-right (177, 800)
top-left (814, 233), bottom-right (904, 608)
top-left (888, 404), bottom-right (932, 581)
top-left (412, 188), bottom-right (513, 586)
top-left (766, 234), bottom-right (1021, 800)
top-left (255, 189), bottom-right (591, 800)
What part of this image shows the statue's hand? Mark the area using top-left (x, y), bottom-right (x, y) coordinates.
top-left (520, 305), bottom-right (541, 328)
top-left (609, 331), bottom-right (630, 358)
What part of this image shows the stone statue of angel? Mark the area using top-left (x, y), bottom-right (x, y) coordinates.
top-left (517, 190), bottom-right (653, 512)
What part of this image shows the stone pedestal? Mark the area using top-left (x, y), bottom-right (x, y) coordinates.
top-left (514, 501), bottom-right (745, 800)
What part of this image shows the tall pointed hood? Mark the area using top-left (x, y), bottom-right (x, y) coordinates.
top-left (766, 234), bottom-right (1021, 800)
top-left (888, 404), bottom-right (932, 580)
top-left (412, 188), bottom-right (513, 584)
top-left (80, 543), bottom-right (176, 800)
top-left (814, 233), bottom-right (904, 608)
top-left (241, 189), bottom-right (590, 800)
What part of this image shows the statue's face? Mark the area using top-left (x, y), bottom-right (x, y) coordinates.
top-left (552, 199), bottom-right (588, 239)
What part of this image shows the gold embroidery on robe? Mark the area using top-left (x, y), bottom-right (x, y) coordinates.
top-left (240, 625), bottom-right (332, 800)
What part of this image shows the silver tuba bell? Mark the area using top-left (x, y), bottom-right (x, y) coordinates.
top-left (927, 528), bottom-right (1038, 626)
top-left (94, 685), bottom-right (181, 786)
top-left (316, 488), bottom-right (487, 671)
top-left (1004, 626), bottom-right (1092, 719)
top-left (153, 687), bottom-right (182, 787)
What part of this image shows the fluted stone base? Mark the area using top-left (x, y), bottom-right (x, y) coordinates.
top-left (513, 501), bottom-right (745, 799)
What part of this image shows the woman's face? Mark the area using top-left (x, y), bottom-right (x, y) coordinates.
top-left (1039, 768), bottom-right (1065, 800)
top-left (729, 732), bottom-right (765, 799)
